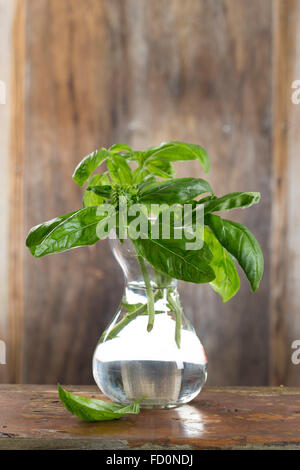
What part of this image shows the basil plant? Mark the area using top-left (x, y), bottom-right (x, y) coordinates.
top-left (26, 141), bottom-right (263, 337)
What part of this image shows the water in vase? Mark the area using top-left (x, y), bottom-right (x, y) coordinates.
top-left (93, 283), bottom-right (207, 409)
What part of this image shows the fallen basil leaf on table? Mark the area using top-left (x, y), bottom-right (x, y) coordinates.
top-left (57, 384), bottom-right (144, 422)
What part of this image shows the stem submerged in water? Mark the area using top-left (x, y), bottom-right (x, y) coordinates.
top-left (100, 290), bottom-right (163, 342)
top-left (167, 290), bottom-right (182, 349)
top-left (137, 255), bottom-right (155, 332)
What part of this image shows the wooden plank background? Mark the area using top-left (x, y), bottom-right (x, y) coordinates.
top-left (271, 0), bottom-right (300, 386)
top-left (0, 0), bottom-right (18, 383)
top-left (0, 0), bottom-right (298, 385)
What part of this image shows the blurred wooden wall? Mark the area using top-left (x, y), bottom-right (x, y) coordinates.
top-left (0, 0), bottom-right (299, 385)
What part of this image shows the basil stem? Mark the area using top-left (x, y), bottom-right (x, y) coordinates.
top-left (167, 290), bottom-right (182, 349)
top-left (100, 290), bottom-right (163, 342)
top-left (137, 255), bottom-right (155, 332)
top-left (153, 269), bottom-right (173, 289)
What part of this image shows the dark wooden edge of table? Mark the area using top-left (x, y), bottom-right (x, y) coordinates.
top-left (0, 385), bottom-right (300, 450)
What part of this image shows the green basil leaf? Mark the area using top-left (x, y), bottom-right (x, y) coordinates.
top-left (205, 214), bottom-right (264, 292)
top-left (83, 174), bottom-right (110, 207)
top-left (145, 158), bottom-right (175, 179)
top-left (109, 143), bottom-right (133, 154)
top-left (106, 154), bottom-right (132, 185)
top-left (87, 185), bottom-right (112, 198)
top-left (133, 237), bottom-right (215, 284)
top-left (72, 148), bottom-right (109, 186)
top-left (204, 226), bottom-right (240, 302)
top-left (58, 384), bottom-right (143, 422)
top-left (138, 178), bottom-right (212, 204)
top-left (124, 151), bottom-right (145, 162)
top-left (26, 210), bottom-right (78, 255)
top-left (145, 141), bottom-right (210, 173)
top-left (204, 192), bottom-right (260, 214)
top-left (132, 168), bottom-right (155, 185)
top-left (26, 207), bottom-right (115, 257)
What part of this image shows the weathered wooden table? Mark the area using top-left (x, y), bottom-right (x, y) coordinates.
top-left (0, 385), bottom-right (300, 450)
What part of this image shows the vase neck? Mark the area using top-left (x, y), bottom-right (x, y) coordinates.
top-left (123, 282), bottom-right (178, 312)
top-left (126, 278), bottom-right (177, 290)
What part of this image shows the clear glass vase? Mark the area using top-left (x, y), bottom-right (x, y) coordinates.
top-left (92, 236), bottom-right (207, 409)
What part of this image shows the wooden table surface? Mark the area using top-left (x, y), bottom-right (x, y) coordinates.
top-left (0, 385), bottom-right (300, 450)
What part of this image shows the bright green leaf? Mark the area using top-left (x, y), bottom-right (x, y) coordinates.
top-left (132, 168), bottom-right (155, 185)
top-left (73, 148), bottom-right (109, 186)
top-left (204, 226), bottom-right (240, 302)
top-left (205, 214), bottom-right (264, 292)
top-left (145, 158), bottom-right (175, 179)
top-left (26, 207), bottom-right (115, 257)
top-left (107, 154), bottom-right (132, 185)
top-left (138, 178), bottom-right (212, 204)
top-left (87, 185), bottom-right (112, 198)
top-left (58, 384), bottom-right (144, 422)
top-left (83, 174), bottom-right (110, 207)
top-left (26, 210), bottom-right (78, 256)
top-left (204, 192), bottom-right (260, 214)
top-left (109, 143), bottom-right (133, 154)
top-left (133, 236), bottom-right (215, 284)
top-left (145, 141), bottom-right (210, 173)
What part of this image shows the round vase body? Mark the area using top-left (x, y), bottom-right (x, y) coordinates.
top-left (93, 237), bottom-right (207, 409)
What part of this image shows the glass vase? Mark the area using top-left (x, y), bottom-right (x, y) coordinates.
top-left (92, 236), bottom-right (207, 409)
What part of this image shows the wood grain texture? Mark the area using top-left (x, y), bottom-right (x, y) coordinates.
top-left (271, 0), bottom-right (300, 385)
top-left (0, 0), bottom-right (17, 382)
top-left (23, 0), bottom-right (124, 384)
top-left (21, 0), bottom-right (272, 385)
top-left (270, 0), bottom-right (290, 386)
top-left (1, 385), bottom-right (300, 450)
top-left (7, 0), bottom-right (25, 383)
top-left (285, 0), bottom-right (300, 386)
top-left (144, 0), bottom-right (272, 386)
